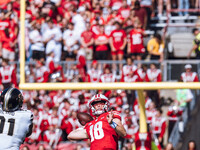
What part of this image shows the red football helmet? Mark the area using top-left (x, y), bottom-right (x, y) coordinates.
top-left (88, 94), bottom-right (110, 116)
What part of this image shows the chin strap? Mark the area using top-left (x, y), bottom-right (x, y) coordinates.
top-left (95, 110), bottom-right (104, 115)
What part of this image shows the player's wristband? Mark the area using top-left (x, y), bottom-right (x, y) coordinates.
top-left (110, 120), bottom-right (117, 129)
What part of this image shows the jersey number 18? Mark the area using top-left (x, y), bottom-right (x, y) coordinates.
top-left (89, 121), bottom-right (104, 142)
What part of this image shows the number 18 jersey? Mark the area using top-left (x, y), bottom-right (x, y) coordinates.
top-left (84, 111), bottom-right (121, 150)
top-left (0, 109), bottom-right (33, 150)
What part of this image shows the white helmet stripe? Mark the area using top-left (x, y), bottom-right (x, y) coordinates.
top-left (4, 88), bottom-right (14, 111)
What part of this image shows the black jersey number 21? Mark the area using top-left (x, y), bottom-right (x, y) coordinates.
top-left (0, 116), bottom-right (15, 136)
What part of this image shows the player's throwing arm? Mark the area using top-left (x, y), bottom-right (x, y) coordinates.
top-left (68, 94), bottom-right (126, 150)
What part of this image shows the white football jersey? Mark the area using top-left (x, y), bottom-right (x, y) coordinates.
top-left (0, 109), bottom-right (33, 150)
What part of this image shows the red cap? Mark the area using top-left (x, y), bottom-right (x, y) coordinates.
top-left (37, 61), bottom-right (43, 66)
top-left (92, 60), bottom-right (98, 65)
top-left (104, 64), bottom-right (110, 69)
top-left (93, 10), bottom-right (101, 13)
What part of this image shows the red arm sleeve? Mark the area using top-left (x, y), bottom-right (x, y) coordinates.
top-left (145, 74), bottom-right (150, 82)
top-left (159, 121), bottom-right (166, 139)
top-left (167, 110), bottom-right (173, 116)
top-left (99, 76), bottom-right (102, 82)
top-left (43, 133), bottom-right (49, 143)
top-left (60, 120), bottom-right (68, 130)
top-left (49, 61), bottom-right (55, 74)
top-left (66, 122), bottom-right (73, 134)
top-left (1, 34), bottom-right (10, 42)
top-left (124, 134), bottom-right (132, 139)
top-left (77, 55), bottom-right (86, 68)
top-left (120, 75), bottom-right (124, 82)
top-left (11, 69), bottom-right (17, 87)
top-left (177, 110), bottom-right (183, 116)
top-left (136, 72), bottom-right (143, 82)
top-left (157, 73), bottom-right (162, 82)
top-left (37, 133), bottom-right (42, 142)
top-left (86, 74), bottom-right (91, 82)
top-left (104, 90), bottom-right (112, 97)
top-left (194, 75), bottom-right (199, 82)
top-left (43, 71), bottom-right (49, 82)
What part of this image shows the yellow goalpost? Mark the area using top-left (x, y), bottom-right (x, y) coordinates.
top-left (19, 0), bottom-right (200, 133)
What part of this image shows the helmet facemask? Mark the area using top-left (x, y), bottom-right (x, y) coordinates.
top-left (88, 94), bottom-right (110, 116)
top-left (90, 100), bottom-right (110, 116)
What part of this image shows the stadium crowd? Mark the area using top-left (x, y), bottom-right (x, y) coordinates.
top-left (0, 0), bottom-right (199, 149)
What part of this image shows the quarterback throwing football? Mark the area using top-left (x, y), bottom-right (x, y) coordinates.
top-left (68, 94), bottom-right (126, 150)
top-left (0, 88), bottom-right (33, 150)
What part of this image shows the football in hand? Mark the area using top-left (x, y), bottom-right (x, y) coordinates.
top-left (77, 112), bottom-right (93, 126)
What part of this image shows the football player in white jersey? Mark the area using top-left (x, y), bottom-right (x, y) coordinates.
top-left (0, 88), bottom-right (33, 150)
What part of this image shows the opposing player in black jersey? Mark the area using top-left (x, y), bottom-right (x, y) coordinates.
top-left (0, 88), bottom-right (33, 150)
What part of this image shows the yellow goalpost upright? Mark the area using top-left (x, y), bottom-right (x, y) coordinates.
top-left (19, 0), bottom-right (200, 134)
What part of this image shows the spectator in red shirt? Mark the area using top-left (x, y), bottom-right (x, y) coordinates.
top-left (110, 0), bottom-right (123, 9)
top-left (118, 0), bottom-right (131, 20)
top-left (128, 19), bottom-right (145, 60)
top-left (123, 116), bottom-right (139, 141)
top-left (150, 108), bottom-right (166, 148)
top-left (109, 21), bottom-right (127, 71)
top-left (4, 2), bottom-right (19, 35)
top-left (134, 132), bottom-right (152, 150)
top-left (91, 9), bottom-right (105, 26)
top-left (87, 60), bottom-right (102, 83)
top-left (80, 23), bottom-right (94, 61)
top-left (0, 10), bottom-right (10, 32)
top-left (121, 57), bottom-right (139, 82)
top-left (107, 7), bottom-right (123, 24)
top-left (35, 60), bottom-right (49, 83)
top-left (91, 20), bottom-right (101, 37)
top-left (94, 25), bottom-right (109, 60)
top-left (48, 106), bottom-right (59, 128)
top-left (137, 64), bottom-right (148, 82)
top-left (79, 0), bottom-right (92, 10)
top-left (0, 58), bottom-right (17, 90)
top-left (100, 64), bottom-right (116, 83)
top-left (104, 17), bottom-right (115, 36)
top-left (145, 63), bottom-right (162, 82)
top-left (167, 105), bottom-right (183, 137)
top-left (0, 28), bottom-right (17, 61)
top-left (75, 49), bottom-right (90, 82)
top-left (41, 0), bottom-right (57, 19)
top-left (46, 50), bottom-right (65, 83)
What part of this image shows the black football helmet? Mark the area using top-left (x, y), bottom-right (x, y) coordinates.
top-left (0, 88), bottom-right (23, 112)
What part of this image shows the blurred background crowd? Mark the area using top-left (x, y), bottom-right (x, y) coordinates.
top-left (0, 0), bottom-right (200, 149)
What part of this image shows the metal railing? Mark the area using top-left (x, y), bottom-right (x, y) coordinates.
top-left (164, 8), bottom-right (200, 38)
top-left (20, 59), bottom-right (200, 83)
